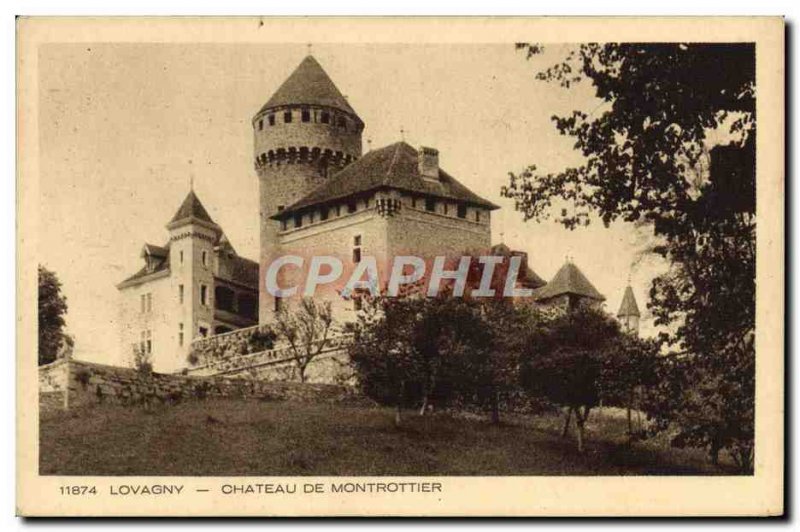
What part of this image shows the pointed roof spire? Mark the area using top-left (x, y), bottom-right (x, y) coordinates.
top-left (534, 260), bottom-right (605, 302)
top-left (169, 190), bottom-right (216, 226)
top-left (259, 55), bottom-right (359, 118)
top-left (617, 285), bottom-right (641, 318)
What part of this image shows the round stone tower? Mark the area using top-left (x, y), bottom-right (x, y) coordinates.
top-left (253, 55), bottom-right (364, 322)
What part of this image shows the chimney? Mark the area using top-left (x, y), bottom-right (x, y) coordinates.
top-left (418, 146), bottom-right (439, 180)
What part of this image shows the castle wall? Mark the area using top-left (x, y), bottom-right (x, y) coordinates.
top-left (386, 195), bottom-right (492, 258)
top-left (38, 359), bottom-right (363, 414)
top-left (277, 203), bottom-right (389, 323)
top-left (118, 271), bottom-right (181, 372)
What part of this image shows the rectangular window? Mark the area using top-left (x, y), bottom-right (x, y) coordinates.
top-left (146, 330), bottom-right (152, 355)
top-left (336, 205), bottom-right (341, 217)
top-left (199, 326), bottom-right (208, 338)
top-left (283, 111), bottom-right (292, 123)
top-left (268, 114), bottom-right (275, 126)
top-left (320, 207), bottom-right (329, 221)
top-left (179, 250), bottom-right (184, 264)
top-left (202, 250), bottom-right (208, 267)
top-left (443, 203), bottom-right (449, 215)
top-left (301, 109), bottom-right (311, 122)
top-left (458, 204), bottom-right (467, 219)
top-left (200, 284), bottom-right (208, 307)
top-left (294, 213), bottom-right (303, 229)
top-left (347, 202), bottom-right (357, 214)
top-left (140, 294), bottom-right (146, 313)
top-left (179, 284), bottom-right (184, 304)
top-left (140, 331), bottom-right (146, 354)
top-left (412, 197), bottom-right (417, 209)
top-left (352, 234), bottom-right (362, 264)
top-left (475, 210), bottom-right (481, 222)
top-left (425, 197), bottom-right (436, 212)
top-left (258, 119), bottom-right (263, 131)
top-left (146, 293), bottom-right (152, 313)
top-left (320, 111), bottom-right (330, 124)
top-left (178, 323), bottom-right (184, 347)
top-left (281, 219), bottom-right (288, 231)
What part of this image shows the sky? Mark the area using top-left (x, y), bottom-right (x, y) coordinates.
top-left (37, 43), bottom-right (666, 364)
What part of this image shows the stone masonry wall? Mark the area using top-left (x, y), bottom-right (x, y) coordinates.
top-left (39, 358), bottom-right (364, 413)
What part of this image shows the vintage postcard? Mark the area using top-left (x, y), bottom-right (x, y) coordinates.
top-left (16, 17), bottom-right (784, 516)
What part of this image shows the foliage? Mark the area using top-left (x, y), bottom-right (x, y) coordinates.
top-left (349, 292), bottom-right (535, 426)
top-left (520, 306), bottom-right (629, 451)
top-left (132, 344), bottom-right (153, 377)
top-left (505, 43), bottom-right (755, 471)
top-left (274, 298), bottom-right (334, 383)
top-left (38, 265), bottom-right (69, 365)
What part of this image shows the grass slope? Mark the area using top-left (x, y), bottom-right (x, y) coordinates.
top-left (40, 400), bottom-right (734, 476)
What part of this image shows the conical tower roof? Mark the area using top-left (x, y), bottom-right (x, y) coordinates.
top-left (534, 261), bottom-right (605, 301)
top-left (617, 285), bottom-right (641, 317)
top-left (169, 190), bottom-right (216, 226)
top-left (258, 55), bottom-right (359, 117)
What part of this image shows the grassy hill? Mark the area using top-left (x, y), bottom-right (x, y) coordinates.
top-left (40, 399), bottom-right (735, 476)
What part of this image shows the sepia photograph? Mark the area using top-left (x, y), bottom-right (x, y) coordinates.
top-left (16, 17), bottom-right (784, 516)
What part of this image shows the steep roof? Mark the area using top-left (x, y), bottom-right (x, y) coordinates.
top-left (490, 243), bottom-right (547, 288)
top-left (169, 190), bottom-right (216, 226)
top-left (259, 55), bottom-right (359, 118)
top-left (617, 285), bottom-right (641, 317)
top-left (278, 142), bottom-right (499, 216)
top-left (534, 261), bottom-right (605, 302)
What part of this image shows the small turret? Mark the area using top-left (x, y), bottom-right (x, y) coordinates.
top-left (617, 285), bottom-right (641, 335)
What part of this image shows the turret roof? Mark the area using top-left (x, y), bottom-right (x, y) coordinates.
top-left (258, 55), bottom-right (359, 118)
top-left (617, 285), bottom-right (641, 317)
top-left (276, 141), bottom-right (498, 216)
top-left (533, 261), bottom-right (605, 302)
top-left (169, 190), bottom-right (216, 226)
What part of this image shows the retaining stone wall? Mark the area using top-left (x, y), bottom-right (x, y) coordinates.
top-left (39, 359), bottom-right (366, 413)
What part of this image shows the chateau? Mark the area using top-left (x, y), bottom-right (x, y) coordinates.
top-left (117, 192), bottom-right (259, 372)
top-left (118, 54), bottom-right (640, 373)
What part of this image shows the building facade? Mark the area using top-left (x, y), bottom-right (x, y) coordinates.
top-left (254, 56), bottom-right (499, 322)
top-left (117, 191), bottom-right (259, 373)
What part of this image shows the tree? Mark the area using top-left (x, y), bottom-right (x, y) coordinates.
top-left (503, 43), bottom-right (755, 471)
top-left (520, 306), bottom-right (623, 452)
top-left (38, 265), bottom-right (69, 365)
top-left (274, 298), bottom-right (335, 383)
top-left (348, 295), bottom-right (421, 427)
top-left (599, 334), bottom-right (660, 443)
